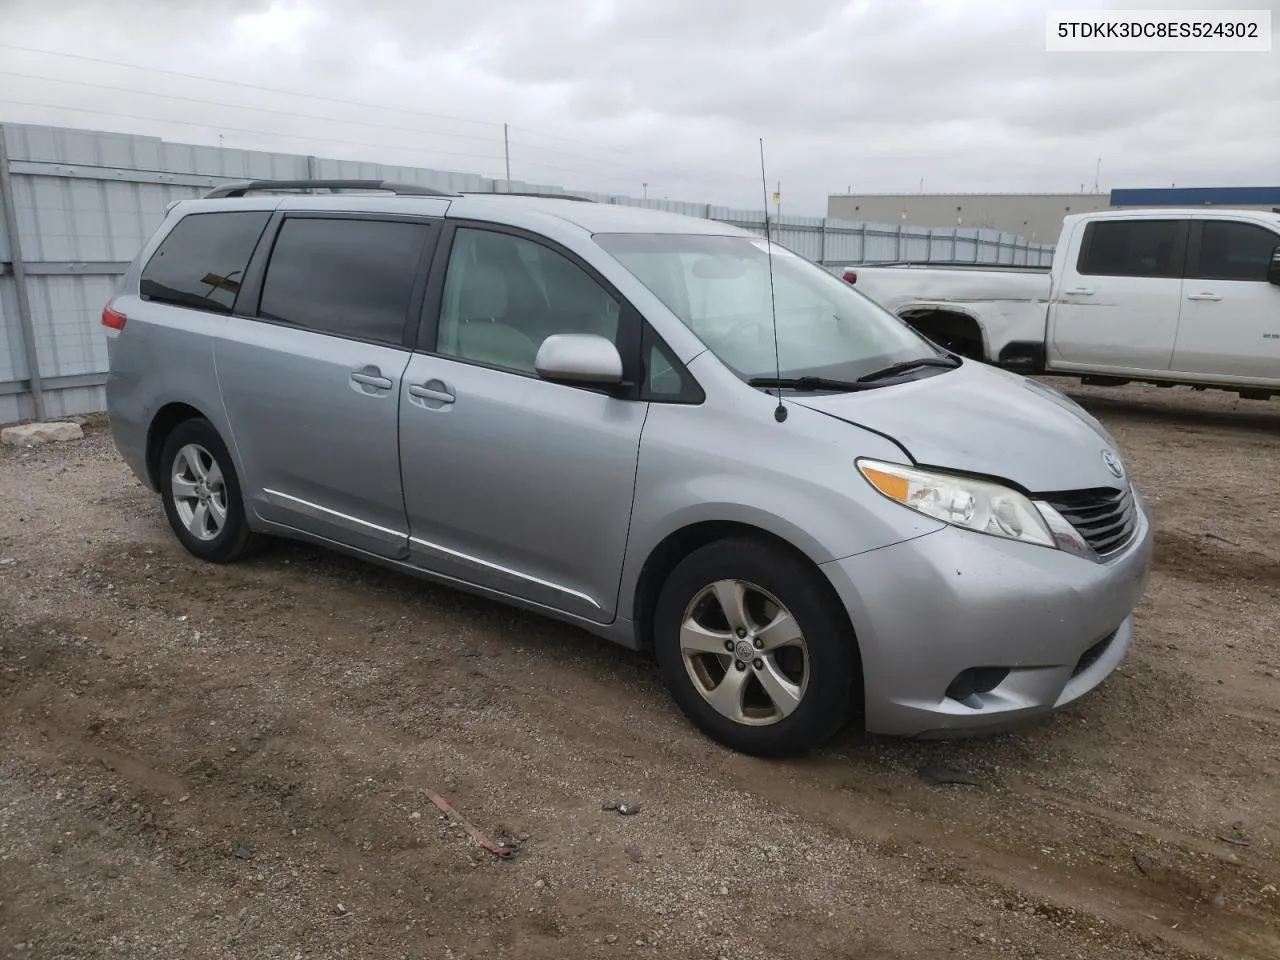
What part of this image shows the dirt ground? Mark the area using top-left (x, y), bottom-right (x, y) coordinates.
top-left (1, 381), bottom-right (1278, 960)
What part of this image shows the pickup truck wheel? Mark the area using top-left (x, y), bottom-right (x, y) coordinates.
top-left (653, 538), bottom-right (858, 757)
top-left (159, 418), bottom-right (264, 564)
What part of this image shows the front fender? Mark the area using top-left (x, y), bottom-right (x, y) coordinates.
top-left (616, 393), bottom-right (944, 626)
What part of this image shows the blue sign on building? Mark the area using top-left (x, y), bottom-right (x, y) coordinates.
top-left (1110, 186), bottom-right (1280, 207)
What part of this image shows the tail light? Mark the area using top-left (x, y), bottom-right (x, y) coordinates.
top-left (842, 270), bottom-right (857, 284)
top-left (102, 303), bottom-right (127, 331)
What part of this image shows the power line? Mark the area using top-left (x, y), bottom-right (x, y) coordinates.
top-left (0, 69), bottom-right (695, 188)
top-left (509, 137), bottom-right (750, 187)
top-left (0, 43), bottom-right (756, 189)
top-left (0, 43), bottom-right (504, 132)
top-left (0, 97), bottom-right (656, 189)
top-left (510, 125), bottom-right (754, 184)
top-left (0, 70), bottom-right (503, 148)
top-left (0, 97), bottom-right (506, 166)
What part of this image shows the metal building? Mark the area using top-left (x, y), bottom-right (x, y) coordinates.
top-left (826, 193), bottom-right (1110, 243)
top-left (828, 186), bottom-right (1280, 241)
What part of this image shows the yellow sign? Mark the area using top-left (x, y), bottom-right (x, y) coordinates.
top-left (772, 192), bottom-right (781, 204)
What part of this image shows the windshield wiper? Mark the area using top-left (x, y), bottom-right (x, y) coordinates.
top-left (747, 376), bottom-right (870, 392)
top-left (855, 356), bottom-right (961, 384)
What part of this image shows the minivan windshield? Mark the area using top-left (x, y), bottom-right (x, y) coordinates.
top-left (595, 232), bottom-right (945, 385)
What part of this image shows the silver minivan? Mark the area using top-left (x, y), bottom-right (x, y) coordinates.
top-left (103, 181), bottom-right (1153, 756)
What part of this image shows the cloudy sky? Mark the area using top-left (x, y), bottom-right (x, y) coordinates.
top-left (0, 0), bottom-right (1276, 214)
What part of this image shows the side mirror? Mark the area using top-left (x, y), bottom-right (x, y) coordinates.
top-left (1267, 245), bottom-right (1280, 286)
top-left (535, 333), bottom-right (624, 386)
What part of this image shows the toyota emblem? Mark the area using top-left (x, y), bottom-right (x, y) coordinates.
top-left (1102, 449), bottom-right (1124, 479)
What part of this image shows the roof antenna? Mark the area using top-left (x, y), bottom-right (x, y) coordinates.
top-left (759, 138), bottom-right (786, 424)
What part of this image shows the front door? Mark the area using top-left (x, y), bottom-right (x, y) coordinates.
top-left (217, 213), bottom-right (437, 557)
top-left (1050, 217), bottom-right (1188, 372)
top-left (398, 224), bottom-right (647, 622)
top-left (1171, 218), bottom-right (1280, 382)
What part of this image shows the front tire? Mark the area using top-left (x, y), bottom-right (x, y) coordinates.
top-left (158, 418), bottom-right (262, 563)
top-left (653, 538), bottom-right (859, 757)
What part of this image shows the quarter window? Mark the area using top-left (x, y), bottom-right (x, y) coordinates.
top-left (140, 211), bottom-right (270, 313)
top-left (646, 342), bottom-right (685, 397)
top-left (258, 217), bottom-right (430, 345)
top-left (1077, 220), bottom-right (1184, 278)
top-left (642, 336), bottom-right (703, 403)
top-left (1193, 221), bottom-right (1280, 282)
top-left (436, 228), bottom-right (622, 374)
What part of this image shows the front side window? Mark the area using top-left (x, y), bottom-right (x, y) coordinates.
top-left (1193, 221), bottom-right (1280, 282)
top-left (1077, 220), bottom-right (1183, 278)
top-left (258, 217), bottom-right (430, 345)
top-left (595, 233), bottom-right (938, 383)
top-left (436, 228), bottom-right (622, 374)
top-left (140, 211), bottom-right (271, 313)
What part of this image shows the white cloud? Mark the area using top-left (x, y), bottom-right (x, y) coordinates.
top-left (0, 0), bottom-right (1275, 215)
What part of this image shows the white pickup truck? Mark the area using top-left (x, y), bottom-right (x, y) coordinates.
top-left (839, 208), bottom-right (1280, 399)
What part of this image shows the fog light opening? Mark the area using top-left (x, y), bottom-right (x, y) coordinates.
top-left (946, 667), bottom-right (1011, 704)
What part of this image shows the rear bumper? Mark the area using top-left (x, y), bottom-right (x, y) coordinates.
top-left (821, 490), bottom-right (1153, 737)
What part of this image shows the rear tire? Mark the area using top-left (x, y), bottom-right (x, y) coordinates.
top-left (158, 418), bottom-right (263, 563)
top-left (653, 538), bottom-right (859, 757)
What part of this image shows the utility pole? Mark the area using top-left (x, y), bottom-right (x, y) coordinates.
top-left (503, 123), bottom-right (511, 185)
top-left (642, 182), bottom-right (648, 200)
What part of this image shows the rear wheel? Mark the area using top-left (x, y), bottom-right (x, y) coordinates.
top-left (653, 538), bottom-right (859, 756)
top-left (158, 418), bottom-right (263, 563)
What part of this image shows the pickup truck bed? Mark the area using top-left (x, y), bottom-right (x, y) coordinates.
top-left (835, 209), bottom-right (1280, 398)
top-left (837, 263), bottom-right (1053, 368)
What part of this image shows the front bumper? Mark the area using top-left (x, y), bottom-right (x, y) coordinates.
top-left (821, 489), bottom-right (1153, 737)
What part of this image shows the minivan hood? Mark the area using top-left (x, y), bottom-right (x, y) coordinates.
top-left (789, 362), bottom-right (1126, 494)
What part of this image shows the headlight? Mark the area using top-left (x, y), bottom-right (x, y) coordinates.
top-left (857, 459), bottom-right (1056, 548)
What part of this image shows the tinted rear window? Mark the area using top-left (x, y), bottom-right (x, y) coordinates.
top-left (140, 211), bottom-right (271, 313)
top-left (257, 217), bottom-right (430, 345)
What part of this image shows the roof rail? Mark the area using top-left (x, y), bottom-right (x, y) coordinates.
top-left (461, 191), bottom-right (597, 203)
top-left (203, 179), bottom-right (459, 199)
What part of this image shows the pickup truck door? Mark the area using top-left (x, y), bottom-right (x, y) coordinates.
top-left (1049, 217), bottom-right (1189, 372)
top-left (1171, 218), bottom-right (1280, 382)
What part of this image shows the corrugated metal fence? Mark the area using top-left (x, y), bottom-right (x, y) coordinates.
top-left (0, 122), bottom-right (1056, 422)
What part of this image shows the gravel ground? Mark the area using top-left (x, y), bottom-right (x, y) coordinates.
top-left (1, 382), bottom-right (1278, 960)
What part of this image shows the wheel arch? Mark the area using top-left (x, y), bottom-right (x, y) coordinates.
top-left (145, 401), bottom-right (213, 491)
top-left (631, 520), bottom-right (861, 666)
top-left (898, 305), bottom-right (987, 360)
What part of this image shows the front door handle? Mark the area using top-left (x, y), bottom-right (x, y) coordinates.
top-left (351, 372), bottom-right (394, 390)
top-left (408, 383), bottom-right (456, 405)
top-left (1187, 292), bottom-right (1222, 302)
top-left (1063, 287), bottom-right (1094, 296)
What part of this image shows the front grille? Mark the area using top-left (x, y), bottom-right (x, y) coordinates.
top-left (1041, 485), bottom-right (1137, 557)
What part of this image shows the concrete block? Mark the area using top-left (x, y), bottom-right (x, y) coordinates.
top-left (1, 421), bottom-right (85, 447)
